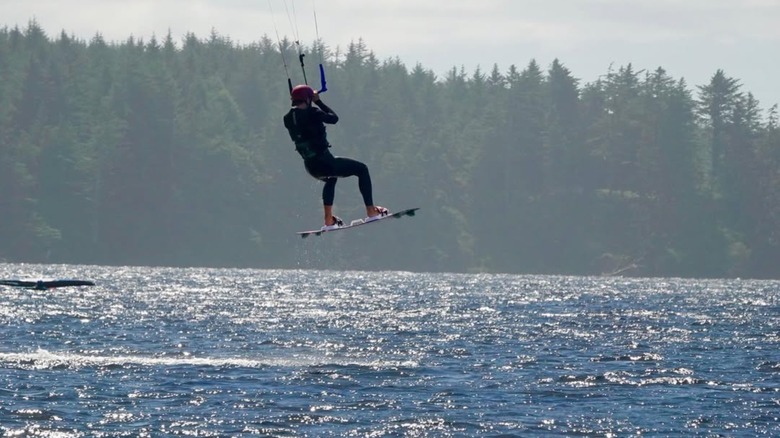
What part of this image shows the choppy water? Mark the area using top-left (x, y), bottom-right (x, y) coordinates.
top-left (0, 263), bottom-right (778, 436)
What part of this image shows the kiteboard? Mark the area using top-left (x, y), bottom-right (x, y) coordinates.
top-left (297, 207), bottom-right (420, 238)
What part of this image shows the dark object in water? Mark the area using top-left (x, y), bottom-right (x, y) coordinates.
top-left (0, 279), bottom-right (96, 290)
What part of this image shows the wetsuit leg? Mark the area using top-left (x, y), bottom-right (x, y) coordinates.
top-left (330, 157), bottom-right (373, 206)
top-left (322, 177), bottom-right (337, 205)
top-left (304, 154), bottom-right (374, 206)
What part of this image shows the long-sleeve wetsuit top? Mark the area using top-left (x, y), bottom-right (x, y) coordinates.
top-left (283, 101), bottom-right (339, 160)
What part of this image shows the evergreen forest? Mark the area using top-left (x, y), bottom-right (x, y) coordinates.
top-left (2, 22), bottom-right (779, 278)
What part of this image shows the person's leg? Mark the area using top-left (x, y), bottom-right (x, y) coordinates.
top-left (330, 156), bottom-right (382, 217)
top-left (306, 159), bottom-right (342, 227)
top-left (322, 178), bottom-right (339, 225)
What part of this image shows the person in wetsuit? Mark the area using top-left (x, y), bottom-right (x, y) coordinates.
top-left (283, 84), bottom-right (388, 230)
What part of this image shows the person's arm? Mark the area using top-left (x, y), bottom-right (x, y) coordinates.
top-left (313, 91), bottom-right (339, 124)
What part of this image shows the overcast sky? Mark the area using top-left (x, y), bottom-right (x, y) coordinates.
top-left (4, 0), bottom-right (779, 109)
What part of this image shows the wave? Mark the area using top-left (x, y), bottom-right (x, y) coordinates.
top-left (0, 350), bottom-right (418, 370)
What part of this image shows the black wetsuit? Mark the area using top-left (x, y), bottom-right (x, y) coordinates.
top-left (283, 101), bottom-right (373, 206)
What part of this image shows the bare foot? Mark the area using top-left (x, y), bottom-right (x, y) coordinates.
top-left (366, 206), bottom-right (388, 218)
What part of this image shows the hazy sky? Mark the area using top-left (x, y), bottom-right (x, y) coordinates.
top-left (4, 0), bottom-right (779, 109)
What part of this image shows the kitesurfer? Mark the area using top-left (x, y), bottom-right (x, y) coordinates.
top-left (283, 84), bottom-right (388, 230)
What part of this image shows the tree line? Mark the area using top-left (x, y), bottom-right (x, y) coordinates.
top-left (1, 21), bottom-right (779, 278)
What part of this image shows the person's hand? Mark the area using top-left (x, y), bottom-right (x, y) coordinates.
top-left (312, 90), bottom-right (321, 102)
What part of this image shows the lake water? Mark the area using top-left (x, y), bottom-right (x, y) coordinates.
top-left (1, 263), bottom-right (778, 436)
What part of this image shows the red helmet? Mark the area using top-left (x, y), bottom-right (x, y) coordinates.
top-left (290, 85), bottom-right (314, 102)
